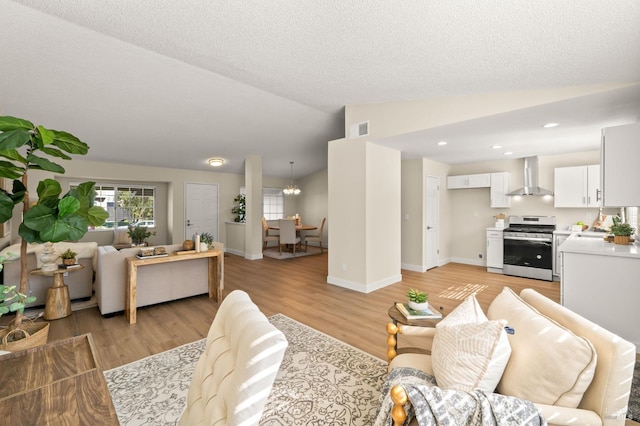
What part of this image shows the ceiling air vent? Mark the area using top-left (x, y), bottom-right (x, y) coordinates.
top-left (349, 121), bottom-right (369, 139)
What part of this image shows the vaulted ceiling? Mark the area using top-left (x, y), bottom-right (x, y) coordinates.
top-left (1, 0), bottom-right (639, 178)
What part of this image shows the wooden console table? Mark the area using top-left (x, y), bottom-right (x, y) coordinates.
top-left (126, 249), bottom-right (224, 324)
top-left (0, 333), bottom-right (119, 424)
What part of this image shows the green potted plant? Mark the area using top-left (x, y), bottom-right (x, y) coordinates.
top-left (232, 194), bottom-right (246, 223)
top-left (59, 248), bottom-right (78, 266)
top-left (127, 225), bottom-right (156, 246)
top-left (609, 216), bottom-right (635, 245)
top-left (200, 232), bottom-right (214, 249)
top-left (0, 115), bottom-right (108, 348)
top-left (406, 288), bottom-right (429, 311)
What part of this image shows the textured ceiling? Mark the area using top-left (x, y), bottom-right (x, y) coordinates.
top-left (1, 0), bottom-right (639, 178)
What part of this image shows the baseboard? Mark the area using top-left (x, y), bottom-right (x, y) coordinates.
top-left (327, 273), bottom-right (402, 293)
top-left (450, 257), bottom-right (484, 267)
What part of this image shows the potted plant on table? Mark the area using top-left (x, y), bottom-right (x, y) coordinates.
top-left (406, 288), bottom-right (429, 311)
top-left (200, 232), bottom-right (214, 250)
top-left (609, 216), bottom-right (635, 245)
top-left (0, 115), bottom-right (108, 350)
top-left (127, 225), bottom-right (156, 246)
top-left (232, 194), bottom-right (246, 223)
top-left (59, 249), bottom-right (78, 266)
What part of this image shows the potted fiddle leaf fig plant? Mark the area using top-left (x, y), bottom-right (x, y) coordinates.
top-left (0, 115), bottom-right (108, 349)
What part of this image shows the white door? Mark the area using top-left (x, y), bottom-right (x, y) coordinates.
top-left (185, 183), bottom-right (219, 242)
top-left (425, 176), bottom-right (439, 270)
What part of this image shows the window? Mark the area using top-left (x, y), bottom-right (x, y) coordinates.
top-left (239, 187), bottom-right (285, 220)
top-left (73, 183), bottom-right (156, 230)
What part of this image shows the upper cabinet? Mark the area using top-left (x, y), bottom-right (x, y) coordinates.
top-left (601, 122), bottom-right (640, 207)
top-left (554, 165), bottom-right (600, 208)
top-left (447, 173), bottom-right (490, 189)
top-left (490, 172), bottom-right (511, 208)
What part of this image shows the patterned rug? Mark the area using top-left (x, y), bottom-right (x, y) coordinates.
top-left (105, 314), bottom-right (387, 425)
top-left (262, 245), bottom-right (324, 260)
top-left (630, 360), bottom-right (640, 421)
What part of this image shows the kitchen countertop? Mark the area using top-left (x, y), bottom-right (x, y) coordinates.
top-left (553, 229), bottom-right (608, 237)
top-left (559, 234), bottom-right (640, 259)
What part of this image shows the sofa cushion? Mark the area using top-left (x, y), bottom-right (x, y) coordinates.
top-left (431, 294), bottom-right (511, 392)
top-left (487, 287), bottom-right (597, 408)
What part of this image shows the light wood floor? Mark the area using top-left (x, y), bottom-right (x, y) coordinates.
top-left (4, 252), bottom-right (638, 425)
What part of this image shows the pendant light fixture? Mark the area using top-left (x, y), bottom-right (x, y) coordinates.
top-left (283, 161), bottom-right (301, 195)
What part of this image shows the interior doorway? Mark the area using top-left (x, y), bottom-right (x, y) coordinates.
top-left (424, 176), bottom-right (440, 270)
top-left (185, 183), bottom-right (219, 242)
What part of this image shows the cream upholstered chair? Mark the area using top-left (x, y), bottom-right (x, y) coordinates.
top-left (262, 217), bottom-right (278, 250)
top-left (385, 288), bottom-right (636, 426)
top-left (278, 219), bottom-right (300, 255)
top-left (180, 290), bottom-right (288, 426)
top-left (304, 217), bottom-right (326, 253)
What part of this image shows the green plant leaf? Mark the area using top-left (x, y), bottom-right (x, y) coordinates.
top-left (83, 205), bottom-right (109, 226)
top-left (51, 130), bottom-right (89, 155)
top-left (0, 306), bottom-right (9, 315)
top-left (0, 148), bottom-right (27, 164)
top-left (0, 161), bottom-right (23, 179)
top-left (57, 196), bottom-right (81, 218)
top-left (26, 154), bottom-right (65, 174)
top-left (0, 192), bottom-right (15, 223)
top-left (40, 146), bottom-right (72, 160)
top-left (36, 178), bottom-right (62, 200)
top-left (9, 179), bottom-right (26, 204)
top-left (23, 204), bottom-right (56, 231)
top-left (0, 116), bottom-right (34, 131)
top-left (39, 215), bottom-right (88, 242)
top-left (18, 222), bottom-right (39, 243)
top-left (0, 128), bottom-right (31, 150)
top-left (37, 125), bottom-right (55, 145)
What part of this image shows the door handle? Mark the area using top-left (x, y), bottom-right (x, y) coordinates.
top-left (427, 226), bottom-right (433, 230)
top-left (186, 219), bottom-right (192, 227)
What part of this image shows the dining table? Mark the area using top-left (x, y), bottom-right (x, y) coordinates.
top-left (268, 224), bottom-right (317, 232)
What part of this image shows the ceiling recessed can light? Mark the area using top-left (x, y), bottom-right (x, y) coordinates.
top-left (492, 145), bottom-right (502, 149)
top-left (542, 122), bottom-right (559, 128)
top-left (437, 141), bottom-right (447, 146)
top-left (208, 157), bottom-right (225, 167)
top-left (504, 151), bottom-right (513, 156)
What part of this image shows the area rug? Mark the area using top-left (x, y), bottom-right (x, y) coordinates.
top-left (262, 245), bottom-right (324, 260)
top-left (105, 314), bottom-right (387, 425)
top-left (630, 360), bottom-right (640, 421)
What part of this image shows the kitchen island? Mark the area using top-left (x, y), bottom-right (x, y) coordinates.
top-left (559, 234), bottom-right (639, 351)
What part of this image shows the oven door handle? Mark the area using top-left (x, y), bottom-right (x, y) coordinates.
top-left (504, 235), bottom-right (552, 242)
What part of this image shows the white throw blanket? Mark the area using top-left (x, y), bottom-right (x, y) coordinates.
top-left (375, 367), bottom-right (547, 426)
top-left (0, 242), bottom-right (98, 268)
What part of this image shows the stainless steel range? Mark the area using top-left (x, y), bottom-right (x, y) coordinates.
top-left (503, 215), bottom-right (556, 281)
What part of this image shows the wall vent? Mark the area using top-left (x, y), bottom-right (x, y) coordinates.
top-left (349, 121), bottom-right (369, 139)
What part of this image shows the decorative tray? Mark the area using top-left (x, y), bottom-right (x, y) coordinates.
top-left (135, 253), bottom-right (169, 259)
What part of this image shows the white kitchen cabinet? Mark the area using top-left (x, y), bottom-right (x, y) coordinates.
top-left (490, 172), bottom-right (510, 208)
top-left (486, 229), bottom-right (503, 272)
top-left (552, 232), bottom-right (569, 277)
top-left (601, 122), bottom-right (640, 207)
top-left (553, 165), bottom-right (600, 208)
top-left (447, 173), bottom-right (491, 189)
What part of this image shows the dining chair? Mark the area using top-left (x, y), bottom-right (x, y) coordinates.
top-left (278, 219), bottom-right (301, 255)
top-left (262, 217), bottom-right (278, 250)
top-left (304, 217), bottom-right (326, 253)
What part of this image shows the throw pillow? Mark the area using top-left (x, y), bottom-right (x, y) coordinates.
top-left (487, 287), bottom-right (597, 408)
top-left (432, 294), bottom-right (512, 392)
top-left (114, 227), bottom-right (132, 245)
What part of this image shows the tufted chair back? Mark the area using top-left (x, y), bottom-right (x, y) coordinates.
top-left (179, 290), bottom-right (288, 426)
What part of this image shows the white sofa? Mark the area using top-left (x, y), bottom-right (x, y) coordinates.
top-left (95, 243), bottom-right (219, 315)
top-left (0, 242), bottom-right (97, 308)
top-left (386, 287), bottom-right (636, 426)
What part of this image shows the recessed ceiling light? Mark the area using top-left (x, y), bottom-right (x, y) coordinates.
top-left (504, 151), bottom-right (513, 156)
top-left (542, 122), bottom-right (559, 128)
top-left (437, 141), bottom-right (448, 146)
top-left (207, 157), bottom-right (225, 167)
top-left (492, 145), bottom-right (502, 149)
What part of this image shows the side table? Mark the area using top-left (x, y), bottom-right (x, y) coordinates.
top-left (386, 304), bottom-right (443, 363)
top-left (30, 265), bottom-right (85, 320)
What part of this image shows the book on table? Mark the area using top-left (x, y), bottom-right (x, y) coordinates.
top-left (395, 302), bottom-right (442, 320)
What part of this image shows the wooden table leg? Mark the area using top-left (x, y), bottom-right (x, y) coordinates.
top-left (44, 274), bottom-right (72, 320)
top-left (208, 256), bottom-right (221, 302)
top-left (126, 262), bottom-right (137, 324)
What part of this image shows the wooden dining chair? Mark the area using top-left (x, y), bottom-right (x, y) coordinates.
top-left (304, 217), bottom-right (326, 253)
top-left (278, 219), bottom-right (301, 255)
top-left (262, 217), bottom-right (278, 250)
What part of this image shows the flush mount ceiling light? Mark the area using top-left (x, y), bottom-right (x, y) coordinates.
top-left (283, 161), bottom-right (301, 195)
top-left (207, 157), bottom-right (225, 167)
top-left (542, 122), bottom-right (559, 128)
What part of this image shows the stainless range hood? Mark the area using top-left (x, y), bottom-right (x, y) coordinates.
top-left (507, 156), bottom-right (554, 196)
